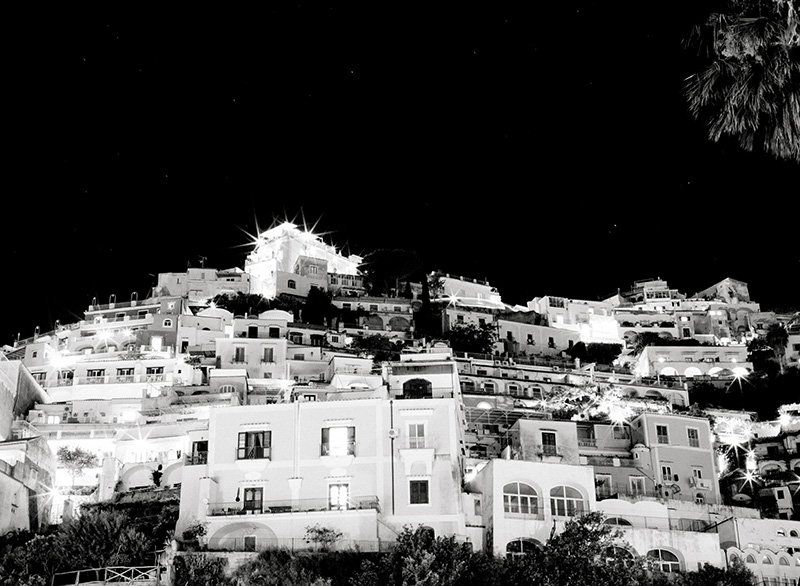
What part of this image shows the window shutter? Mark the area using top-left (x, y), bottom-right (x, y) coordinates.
top-left (321, 427), bottom-right (329, 445)
top-left (238, 432), bottom-right (246, 449)
top-left (347, 426), bottom-right (356, 444)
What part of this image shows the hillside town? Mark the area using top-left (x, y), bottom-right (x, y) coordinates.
top-left (1, 222), bottom-right (799, 584)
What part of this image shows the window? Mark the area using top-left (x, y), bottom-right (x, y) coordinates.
top-left (408, 423), bottom-right (425, 449)
top-left (550, 486), bottom-right (586, 517)
top-left (548, 337), bottom-right (555, 348)
top-left (763, 556), bottom-right (773, 565)
top-left (604, 517), bottom-right (632, 526)
top-left (163, 319), bottom-right (173, 328)
top-left (779, 557), bottom-right (790, 566)
top-left (269, 327), bottom-right (280, 338)
top-left (692, 468), bottom-right (703, 479)
top-left (503, 482), bottom-right (539, 515)
top-left (527, 334), bottom-right (534, 344)
top-left (506, 331), bottom-right (513, 341)
top-left (479, 318), bottom-right (486, 327)
top-left (483, 381), bottom-right (496, 393)
top-left (287, 280), bottom-right (296, 289)
top-left (328, 483), bottom-right (349, 510)
top-left (309, 265), bottom-right (318, 275)
top-left (506, 539), bottom-right (541, 558)
top-left (237, 431), bottom-right (271, 459)
top-left (687, 428), bottom-right (700, 448)
top-left (695, 493), bottom-right (705, 505)
top-left (138, 310), bottom-right (148, 319)
top-left (541, 432), bottom-right (558, 456)
top-left (233, 347), bottom-right (246, 363)
top-left (370, 304), bottom-right (378, 311)
top-left (394, 306), bottom-right (402, 312)
top-left (116, 367), bottom-right (134, 382)
top-left (47, 415), bottom-right (61, 424)
top-left (262, 347), bottom-right (274, 363)
top-left (508, 384), bottom-right (521, 396)
top-left (776, 489), bottom-right (785, 500)
top-left (629, 476), bottom-right (646, 496)
top-left (342, 303), bottom-right (351, 310)
top-left (661, 465), bottom-right (673, 482)
top-left (218, 384), bottom-right (235, 393)
top-left (745, 554), bottom-right (756, 564)
top-left (656, 425), bottom-right (669, 444)
top-left (321, 426), bottom-right (355, 457)
top-left (648, 549), bottom-right (680, 573)
top-left (613, 427), bottom-right (629, 440)
top-left (243, 487), bottom-right (263, 513)
top-left (87, 369), bottom-right (105, 383)
top-left (596, 474), bottom-right (613, 498)
top-left (410, 480), bottom-right (429, 504)
top-left (189, 441), bottom-right (208, 465)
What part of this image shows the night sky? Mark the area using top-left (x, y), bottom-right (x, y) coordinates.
top-left (4, 5), bottom-right (798, 346)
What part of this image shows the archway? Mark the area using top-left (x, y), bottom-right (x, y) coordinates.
top-left (684, 367), bottom-right (703, 378)
top-left (208, 522), bottom-right (278, 552)
top-left (403, 378), bottom-right (432, 399)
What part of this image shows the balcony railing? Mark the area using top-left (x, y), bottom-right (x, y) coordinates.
top-left (236, 446), bottom-right (271, 460)
top-left (606, 514), bottom-right (718, 533)
top-left (185, 452), bottom-right (208, 466)
top-left (320, 442), bottom-right (356, 457)
top-left (207, 495), bottom-right (380, 517)
top-left (578, 438), bottom-right (597, 448)
top-left (204, 536), bottom-right (390, 553)
top-left (69, 373), bottom-right (172, 386)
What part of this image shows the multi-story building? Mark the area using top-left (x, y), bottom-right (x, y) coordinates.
top-left (177, 351), bottom-right (467, 552)
top-left (0, 433), bottom-right (54, 533)
top-left (635, 345), bottom-right (750, 380)
top-left (245, 222), bottom-right (362, 299)
top-left (629, 412), bottom-right (720, 505)
top-left (156, 267), bottom-right (252, 305)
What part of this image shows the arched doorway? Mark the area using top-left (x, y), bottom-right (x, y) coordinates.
top-left (403, 379), bottom-right (432, 399)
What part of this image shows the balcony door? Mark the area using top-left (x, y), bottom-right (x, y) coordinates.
top-left (328, 483), bottom-right (349, 510)
top-left (243, 488), bottom-right (263, 513)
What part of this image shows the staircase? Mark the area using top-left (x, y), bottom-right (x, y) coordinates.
top-left (51, 566), bottom-right (163, 586)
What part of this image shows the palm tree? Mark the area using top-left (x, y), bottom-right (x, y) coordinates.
top-left (684, 0), bottom-right (800, 162)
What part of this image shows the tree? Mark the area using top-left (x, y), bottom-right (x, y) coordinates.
top-left (359, 250), bottom-right (423, 297)
top-left (350, 335), bottom-right (403, 362)
top-left (586, 343), bottom-right (624, 366)
top-left (684, 0), bottom-right (800, 162)
top-left (303, 287), bottom-right (337, 327)
top-left (766, 323), bottom-right (789, 374)
top-left (442, 323), bottom-right (497, 354)
top-left (632, 332), bottom-right (663, 356)
top-left (533, 512), bottom-right (649, 586)
top-left (680, 558), bottom-right (756, 586)
top-left (210, 291), bottom-right (271, 316)
top-left (56, 446), bottom-right (98, 490)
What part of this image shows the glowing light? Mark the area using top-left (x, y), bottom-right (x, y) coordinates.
top-left (745, 451), bottom-right (757, 471)
top-left (779, 413), bottom-right (792, 427)
top-left (717, 453), bottom-right (728, 475)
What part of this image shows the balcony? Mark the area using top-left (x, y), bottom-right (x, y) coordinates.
top-left (185, 452), bottom-right (208, 466)
top-left (207, 495), bottom-right (380, 517)
top-left (320, 442), bottom-right (356, 457)
top-left (578, 438), bottom-right (597, 448)
top-left (72, 373), bottom-right (172, 385)
top-left (236, 446), bottom-right (271, 460)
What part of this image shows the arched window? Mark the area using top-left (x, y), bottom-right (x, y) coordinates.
top-left (549, 486), bottom-right (587, 517)
top-left (745, 554), bottom-right (757, 564)
top-left (483, 381), bottom-right (496, 394)
top-left (647, 549), bottom-right (681, 573)
top-left (529, 386), bottom-right (544, 400)
top-left (287, 279), bottom-right (296, 289)
top-left (506, 538), bottom-right (541, 558)
top-left (790, 530), bottom-right (799, 537)
top-left (606, 546), bottom-right (635, 566)
top-left (779, 557), bottom-right (790, 566)
top-left (604, 517), bottom-right (632, 526)
top-left (503, 482), bottom-right (539, 515)
top-left (461, 380), bottom-right (476, 393)
top-left (729, 553), bottom-right (739, 563)
top-left (763, 556), bottom-right (773, 565)
top-left (218, 385), bottom-right (236, 393)
top-left (777, 528), bottom-right (786, 537)
top-left (507, 384), bottom-right (521, 396)
top-left (695, 493), bottom-right (705, 505)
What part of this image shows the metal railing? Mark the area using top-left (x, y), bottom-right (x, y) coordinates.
top-left (51, 565), bottom-right (162, 586)
top-left (578, 438), bottom-right (597, 448)
top-left (185, 452), bottom-right (208, 466)
top-left (602, 513), bottom-right (718, 533)
top-left (207, 495), bottom-right (380, 517)
top-left (320, 442), bottom-right (356, 457)
top-left (67, 373), bottom-right (172, 386)
top-left (236, 446), bottom-right (271, 460)
top-left (204, 536), bottom-right (390, 553)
